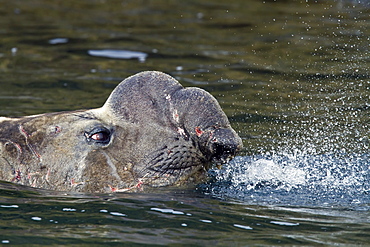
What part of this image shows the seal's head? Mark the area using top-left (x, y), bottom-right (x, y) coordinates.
top-left (0, 71), bottom-right (242, 193)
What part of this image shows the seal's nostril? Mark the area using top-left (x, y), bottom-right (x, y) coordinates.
top-left (216, 143), bottom-right (236, 155)
top-left (205, 128), bottom-right (242, 164)
top-left (211, 142), bottom-right (238, 164)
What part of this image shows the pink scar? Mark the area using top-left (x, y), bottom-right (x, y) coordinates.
top-left (195, 127), bottom-right (203, 137)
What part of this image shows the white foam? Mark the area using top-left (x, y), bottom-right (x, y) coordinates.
top-left (228, 158), bottom-right (306, 190)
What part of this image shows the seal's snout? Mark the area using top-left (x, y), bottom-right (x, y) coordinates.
top-left (211, 142), bottom-right (238, 164)
top-left (207, 128), bottom-right (242, 165)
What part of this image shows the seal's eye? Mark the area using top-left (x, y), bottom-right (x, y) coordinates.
top-left (90, 132), bottom-right (109, 142)
top-left (85, 127), bottom-right (111, 145)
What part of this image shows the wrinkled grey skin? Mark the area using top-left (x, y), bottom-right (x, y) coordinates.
top-left (0, 71), bottom-right (242, 193)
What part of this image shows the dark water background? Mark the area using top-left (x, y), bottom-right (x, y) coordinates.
top-left (0, 0), bottom-right (370, 245)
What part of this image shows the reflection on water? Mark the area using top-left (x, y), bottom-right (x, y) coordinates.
top-left (0, 0), bottom-right (369, 245)
top-left (48, 38), bottom-right (69, 45)
top-left (88, 49), bottom-right (148, 62)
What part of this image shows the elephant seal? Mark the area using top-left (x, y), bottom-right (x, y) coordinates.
top-left (0, 71), bottom-right (242, 193)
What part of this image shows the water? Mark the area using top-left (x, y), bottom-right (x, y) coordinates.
top-left (0, 0), bottom-right (370, 245)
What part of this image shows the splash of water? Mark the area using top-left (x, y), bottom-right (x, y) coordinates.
top-left (203, 151), bottom-right (370, 207)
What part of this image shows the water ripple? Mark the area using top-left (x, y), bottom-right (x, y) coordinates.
top-left (88, 49), bottom-right (148, 62)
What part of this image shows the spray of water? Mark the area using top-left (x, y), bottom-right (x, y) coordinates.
top-left (203, 100), bottom-right (369, 206)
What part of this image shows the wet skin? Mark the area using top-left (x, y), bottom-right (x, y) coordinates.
top-left (0, 71), bottom-right (242, 193)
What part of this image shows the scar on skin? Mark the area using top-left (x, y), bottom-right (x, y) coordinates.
top-left (70, 178), bottom-right (85, 187)
top-left (45, 168), bottom-right (51, 182)
top-left (4, 140), bottom-right (23, 160)
top-left (177, 127), bottom-right (187, 137)
top-left (109, 179), bottom-right (143, 192)
top-left (172, 109), bottom-right (179, 122)
top-left (195, 127), bottom-right (203, 137)
top-left (18, 125), bottom-right (42, 161)
top-left (110, 172), bottom-right (152, 192)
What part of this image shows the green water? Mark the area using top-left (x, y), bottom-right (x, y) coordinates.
top-left (0, 0), bottom-right (369, 245)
